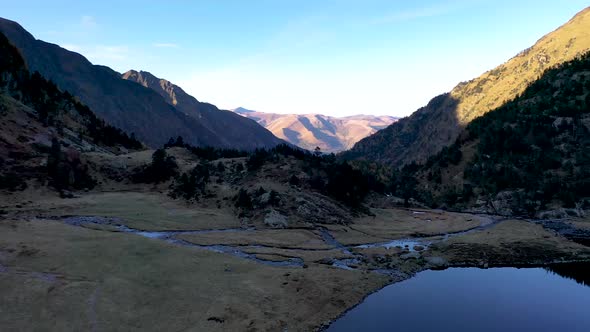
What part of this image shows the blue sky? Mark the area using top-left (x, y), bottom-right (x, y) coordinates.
top-left (3, 1), bottom-right (589, 116)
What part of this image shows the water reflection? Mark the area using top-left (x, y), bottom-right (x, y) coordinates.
top-left (545, 262), bottom-right (590, 287)
top-left (328, 263), bottom-right (590, 332)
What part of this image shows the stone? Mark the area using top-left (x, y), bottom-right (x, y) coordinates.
top-left (264, 209), bottom-right (288, 228)
top-left (425, 256), bottom-right (448, 267)
top-left (258, 192), bottom-right (271, 205)
top-left (400, 252), bottom-right (421, 260)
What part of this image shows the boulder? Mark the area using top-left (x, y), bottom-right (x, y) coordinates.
top-left (264, 209), bottom-right (288, 228)
top-left (400, 252), bottom-right (421, 260)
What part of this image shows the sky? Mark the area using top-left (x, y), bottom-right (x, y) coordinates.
top-left (2, 1), bottom-right (589, 117)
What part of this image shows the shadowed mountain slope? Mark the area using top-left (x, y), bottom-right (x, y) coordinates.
top-left (0, 31), bottom-right (142, 191)
top-left (0, 18), bottom-right (282, 150)
top-left (122, 70), bottom-right (283, 149)
top-left (406, 52), bottom-right (590, 216)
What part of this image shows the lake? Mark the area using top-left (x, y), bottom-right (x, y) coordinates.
top-left (327, 263), bottom-right (590, 332)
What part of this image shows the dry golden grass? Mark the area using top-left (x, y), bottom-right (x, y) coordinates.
top-left (179, 229), bottom-right (332, 249)
top-left (0, 217), bottom-right (387, 332)
top-left (326, 208), bottom-right (482, 245)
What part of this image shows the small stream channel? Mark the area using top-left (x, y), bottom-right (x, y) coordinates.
top-left (61, 216), bottom-right (305, 267)
top-left (356, 215), bottom-right (505, 252)
top-left (54, 213), bottom-right (588, 272)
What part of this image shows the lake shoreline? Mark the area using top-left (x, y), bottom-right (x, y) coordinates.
top-left (320, 259), bottom-right (590, 331)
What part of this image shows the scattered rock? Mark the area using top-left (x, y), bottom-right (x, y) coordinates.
top-left (400, 252), bottom-right (421, 260)
top-left (264, 209), bottom-right (288, 228)
top-left (425, 256), bottom-right (448, 267)
top-left (207, 317), bottom-right (224, 323)
top-left (537, 208), bottom-right (586, 219)
top-left (59, 190), bottom-right (77, 199)
top-left (258, 192), bottom-right (271, 205)
top-left (414, 245), bottom-right (425, 251)
top-left (552, 117), bottom-right (573, 129)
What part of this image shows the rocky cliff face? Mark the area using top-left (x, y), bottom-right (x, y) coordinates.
top-left (0, 18), bottom-right (283, 150)
top-left (231, 107), bottom-right (397, 152)
top-left (344, 7), bottom-right (590, 167)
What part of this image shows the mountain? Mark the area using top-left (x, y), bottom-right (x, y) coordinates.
top-left (230, 107), bottom-right (398, 152)
top-left (0, 31), bottom-right (142, 191)
top-left (343, 7), bottom-right (590, 167)
top-left (121, 70), bottom-right (282, 149)
top-left (0, 18), bottom-right (283, 150)
top-left (398, 52), bottom-right (590, 216)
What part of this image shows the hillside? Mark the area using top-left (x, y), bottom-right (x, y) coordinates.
top-left (0, 31), bottom-right (141, 192)
top-left (402, 52), bottom-right (590, 216)
top-left (122, 71), bottom-right (284, 148)
top-left (0, 18), bottom-right (282, 150)
top-left (344, 7), bottom-right (590, 167)
top-left (232, 107), bottom-right (397, 152)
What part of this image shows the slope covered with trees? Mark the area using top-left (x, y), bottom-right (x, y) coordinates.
top-left (399, 52), bottom-right (590, 216)
top-left (0, 32), bottom-right (142, 192)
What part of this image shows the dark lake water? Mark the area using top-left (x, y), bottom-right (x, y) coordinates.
top-left (328, 263), bottom-right (590, 332)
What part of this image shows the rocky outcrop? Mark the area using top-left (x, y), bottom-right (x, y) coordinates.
top-left (263, 209), bottom-right (288, 228)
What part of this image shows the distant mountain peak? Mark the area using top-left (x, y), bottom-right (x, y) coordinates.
top-left (230, 107), bottom-right (398, 152)
top-left (232, 107), bottom-right (255, 114)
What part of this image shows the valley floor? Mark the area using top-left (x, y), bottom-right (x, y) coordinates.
top-left (1, 190), bottom-right (589, 331)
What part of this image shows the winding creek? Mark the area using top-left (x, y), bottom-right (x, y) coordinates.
top-left (61, 216), bottom-right (306, 267)
top-left (53, 213), bottom-right (589, 271)
top-left (53, 214), bottom-right (510, 270)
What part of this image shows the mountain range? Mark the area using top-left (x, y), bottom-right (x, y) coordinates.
top-left (0, 18), bottom-right (283, 150)
top-left (343, 7), bottom-right (590, 167)
top-left (232, 107), bottom-right (397, 152)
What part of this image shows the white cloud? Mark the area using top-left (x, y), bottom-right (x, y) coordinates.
top-left (153, 43), bottom-right (180, 48)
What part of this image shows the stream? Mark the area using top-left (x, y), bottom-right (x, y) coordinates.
top-left (61, 216), bottom-right (304, 267)
top-left (53, 213), bottom-right (587, 272)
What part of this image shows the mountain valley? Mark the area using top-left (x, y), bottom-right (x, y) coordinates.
top-left (1, 6), bottom-right (590, 332)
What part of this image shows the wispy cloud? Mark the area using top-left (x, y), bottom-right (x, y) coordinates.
top-left (152, 43), bottom-right (180, 49)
